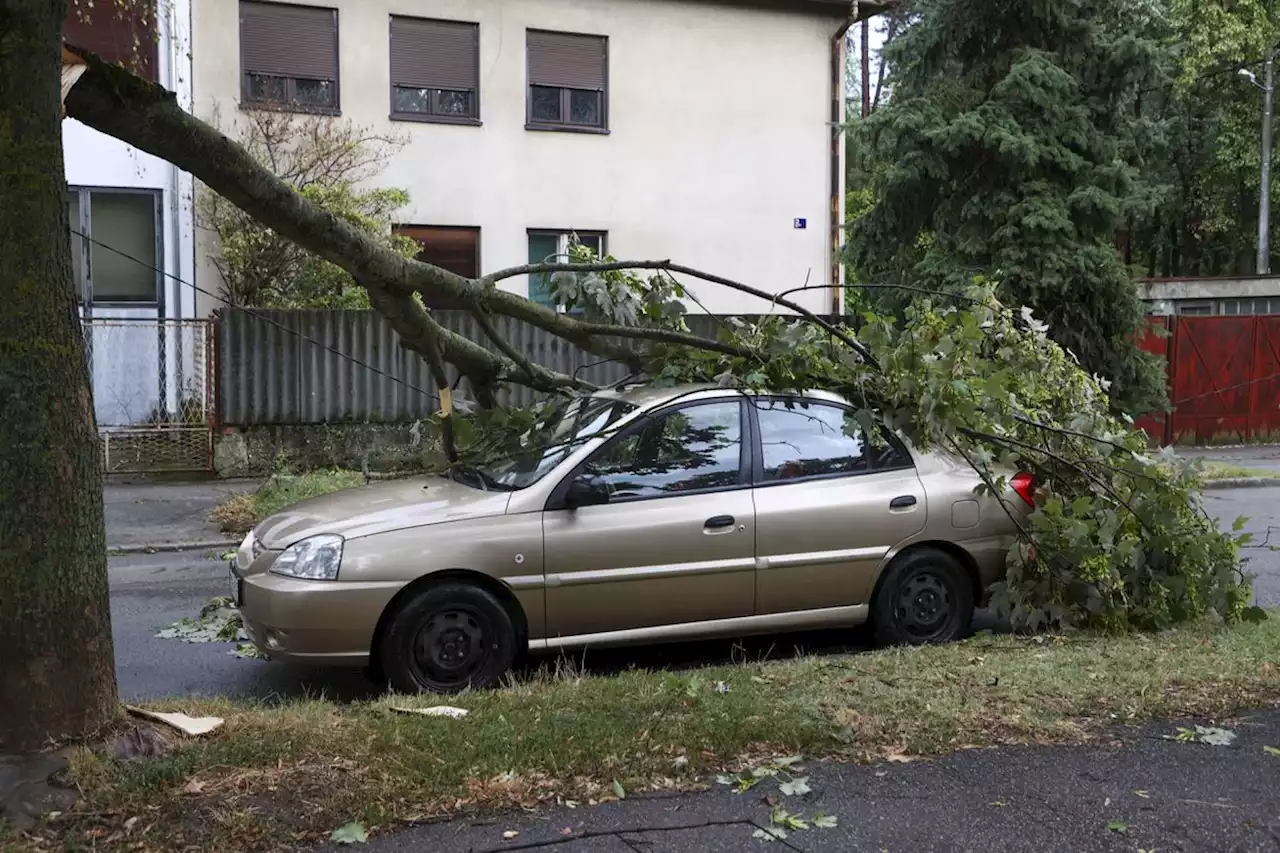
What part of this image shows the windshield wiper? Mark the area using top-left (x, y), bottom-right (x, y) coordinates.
top-left (446, 465), bottom-right (513, 492)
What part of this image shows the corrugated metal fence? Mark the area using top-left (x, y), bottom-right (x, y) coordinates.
top-left (219, 309), bottom-right (1280, 442)
top-left (218, 309), bottom-right (740, 425)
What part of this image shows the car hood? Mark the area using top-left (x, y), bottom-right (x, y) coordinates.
top-left (253, 476), bottom-right (512, 549)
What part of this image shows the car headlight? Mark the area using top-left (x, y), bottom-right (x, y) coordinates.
top-left (270, 534), bottom-right (344, 580)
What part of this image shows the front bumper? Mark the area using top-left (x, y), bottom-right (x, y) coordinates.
top-left (231, 561), bottom-right (402, 666)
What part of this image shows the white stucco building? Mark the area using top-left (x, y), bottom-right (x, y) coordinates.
top-left (192, 0), bottom-right (888, 316)
top-left (64, 0), bottom-right (199, 432)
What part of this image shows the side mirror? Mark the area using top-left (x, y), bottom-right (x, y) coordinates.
top-left (565, 474), bottom-right (610, 509)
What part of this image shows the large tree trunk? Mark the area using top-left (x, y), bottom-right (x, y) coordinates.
top-left (0, 0), bottom-right (118, 753)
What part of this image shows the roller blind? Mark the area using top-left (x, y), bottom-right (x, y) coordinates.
top-left (240, 1), bottom-right (337, 80)
top-left (527, 30), bottom-right (606, 90)
top-left (390, 17), bottom-right (478, 91)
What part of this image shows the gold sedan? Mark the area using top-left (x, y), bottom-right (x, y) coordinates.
top-left (231, 384), bottom-right (1034, 693)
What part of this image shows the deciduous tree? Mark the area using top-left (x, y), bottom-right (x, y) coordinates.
top-left (0, 0), bottom-right (117, 753)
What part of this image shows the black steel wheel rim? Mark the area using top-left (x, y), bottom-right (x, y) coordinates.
top-left (893, 568), bottom-right (956, 641)
top-left (408, 606), bottom-right (492, 690)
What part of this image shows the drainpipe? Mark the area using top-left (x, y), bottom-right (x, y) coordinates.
top-left (828, 2), bottom-right (859, 316)
top-left (167, 0), bottom-right (187, 321)
top-left (164, 0), bottom-right (187, 417)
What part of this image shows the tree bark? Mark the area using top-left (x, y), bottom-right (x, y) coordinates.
top-left (0, 0), bottom-right (118, 752)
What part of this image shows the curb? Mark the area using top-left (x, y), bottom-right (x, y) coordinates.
top-left (1201, 477), bottom-right (1280, 491)
top-left (108, 539), bottom-right (238, 556)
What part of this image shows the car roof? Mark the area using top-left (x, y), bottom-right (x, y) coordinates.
top-left (590, 382), bottom-right (851, 410)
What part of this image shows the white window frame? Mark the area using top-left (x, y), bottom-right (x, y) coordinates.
top-left (527, 229), bottom-right (606, 312)
top-left (67, 185), bottom-right (164, 309)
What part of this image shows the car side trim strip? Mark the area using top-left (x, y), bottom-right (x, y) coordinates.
top-left (503, 574), bottom-right (547, 590)
top-left (544, 557), bottom-right (757, 588)
top-left (528, 604), bottom-right (869, 652)
top-left (761, 545), bottom-right (889, 569)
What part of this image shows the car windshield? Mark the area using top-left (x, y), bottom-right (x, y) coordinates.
top-left (477, 396), bottom-right (638, 490)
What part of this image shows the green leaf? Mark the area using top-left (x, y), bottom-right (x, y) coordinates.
top-left (778, 776), bottom-right (812, 797)
top-left (752, 827), bottom-right (786, 842)
top-left (812, 813), bottom-right (838, 829)
top-left (1263, 746), bottom-right (1280, 757)
top-left (1107, 821), bottom-right (1128, 835)
top-left (1194, 726), bottom-right (1237, 747)
top-left (330, 822), bottom-right (368, 844)
top-left (1243, 606), bottom-right (1269, 624)
top-left (612, 780), bottom-right (626, 800)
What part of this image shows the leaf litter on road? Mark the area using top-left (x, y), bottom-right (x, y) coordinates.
top-left (330, 822), bottom-right (367, 844)
top-left (1166, 725), bottom-right (1237, 746)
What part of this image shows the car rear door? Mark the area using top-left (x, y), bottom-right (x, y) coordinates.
top-left (541, 398), bottom-right (757, 639)
top-left (749, 397), bottom-right (927, 615)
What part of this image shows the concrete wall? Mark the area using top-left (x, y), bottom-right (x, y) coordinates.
top-left (192, 0), bottom-right (846, 316)
top-left (214, 423), bottom-right (435, 477)
top-left (1141, 276), bottom-right (1280, 314)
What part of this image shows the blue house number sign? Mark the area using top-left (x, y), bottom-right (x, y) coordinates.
top-left (793, 218), bottom-right (807, 229)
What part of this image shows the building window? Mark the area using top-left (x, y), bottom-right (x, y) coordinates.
top-left (240, 1), bottom-right (339, 112)
top-left (66, 188), bottom-right (161, 305)
top-left (389, 17), bottom-right (479, 124)
top-left (527, 230), bottom-right (605, 308)
top-left (526, 30), bottom-right (607, 132)
top-left (396, 225), bottom-right (480, 309)
top-left (1177, 302), bottom-right (1213, 316)
top-left (64, 0), bottom-right (158, 80)
top-left (1221, 297), bottom-right (1279, 315)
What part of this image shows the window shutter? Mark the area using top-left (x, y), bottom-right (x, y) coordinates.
top-left (240, 2), bottom-right (337, 81)
top-left (527, 30), bottom-right (606, 90)
top-left (65, 0), bottom-right (158, 80)
top-left (390, 18), bottom-right (478, 91)
top-left (397, 226), bottom-right (480, 279)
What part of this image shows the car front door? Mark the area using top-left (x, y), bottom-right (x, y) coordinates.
top-left (541, 398), bottom-right (756, 640)
top-left (749, 397), bottom-right (926, 615)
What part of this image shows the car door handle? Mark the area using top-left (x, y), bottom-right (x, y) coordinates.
top-left (889, 495), bottom-right (917, 509)
top-left (704, 515), bottom-right (736, 529)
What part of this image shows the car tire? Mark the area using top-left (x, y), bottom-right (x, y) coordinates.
top-left (380, 583), bottom-right (517, 694)
top-left (871, 548), bottom-right (974, 647)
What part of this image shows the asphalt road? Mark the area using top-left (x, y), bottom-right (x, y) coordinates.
top-left (108, 485), bottom-right (1280, 704)
top-left (105, 479), bottom-right (256, 552)
top-left (352, 709), bottom-right (1280, 853)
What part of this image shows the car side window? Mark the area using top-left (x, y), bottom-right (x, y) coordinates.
top-left (755, 399), bottom-right (909, 482)
top-left (583, 400), bottom-right (743, 500)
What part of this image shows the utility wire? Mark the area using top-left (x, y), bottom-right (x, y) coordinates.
top-left (74, 228), bottom-right (1280, 419)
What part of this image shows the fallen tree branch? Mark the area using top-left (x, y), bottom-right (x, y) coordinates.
top-left (484, 259), bottom-right (878, 368)
top-left (960, 426), bottom-right (1157, 537)
top-left (61, 49), bottom-right (857, 387)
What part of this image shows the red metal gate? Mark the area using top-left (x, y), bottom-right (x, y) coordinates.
top-left (1139, 315), bottom-right (1280, 445)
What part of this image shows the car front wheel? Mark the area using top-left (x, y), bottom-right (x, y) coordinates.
top-left (872, 548), bottom-right (974, 646)
top-left (380, 583), bottom-right (517, 693)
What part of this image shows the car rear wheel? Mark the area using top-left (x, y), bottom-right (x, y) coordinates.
top-left (872, 548), bottom-right (973, 646)
top-left (380, 583), bottom-right (517, 694)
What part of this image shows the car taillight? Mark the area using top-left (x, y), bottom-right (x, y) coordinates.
top-left (1011, 472), bottom-right (1036, 508)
